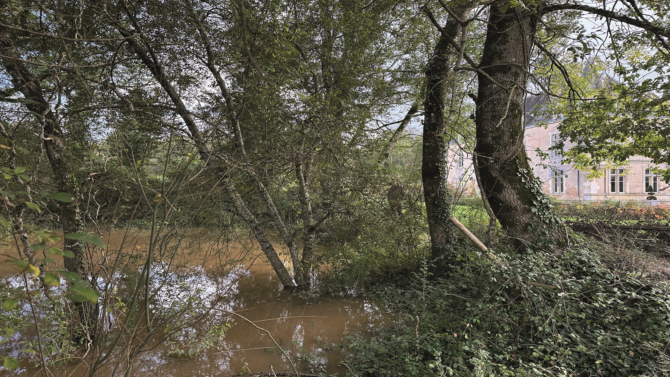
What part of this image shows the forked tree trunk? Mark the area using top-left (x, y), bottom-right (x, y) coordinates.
top-left (115, 19), bottom-right (297, 288)
top-left (474, 2), bottom-right (561, 242)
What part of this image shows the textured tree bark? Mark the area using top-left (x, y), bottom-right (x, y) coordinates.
top-left (474, 2), bottom-right (557, 241)
top-left (421, 7), bottom-right (469, 262)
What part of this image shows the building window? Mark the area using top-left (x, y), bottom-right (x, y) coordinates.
top-left (550, 134), bottom-right (561, 158)
top-left (645, 168), bottom-right (658, 193)
top-left (610, 169), bottom-right (625, 193)
top-left (552, 169), bottom-right (564, 194)
top-left (457, 151), bottom-right (464, 168)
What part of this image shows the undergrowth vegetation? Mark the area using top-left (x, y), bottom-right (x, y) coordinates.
top-left (339, 236), bottom-right (670, 376)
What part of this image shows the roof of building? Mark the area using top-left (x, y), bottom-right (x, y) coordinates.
top-left (524, 93), bottom-right (562, 128)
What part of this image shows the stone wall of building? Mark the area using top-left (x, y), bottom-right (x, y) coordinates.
top-left (446, 120), bottom-right (670, 204)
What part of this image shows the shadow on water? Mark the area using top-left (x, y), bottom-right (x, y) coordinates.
top-left (0, 230), bottom-right (386, 376)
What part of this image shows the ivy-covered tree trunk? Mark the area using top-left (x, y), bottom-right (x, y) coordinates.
top-left (422, 7), bottom-right (469, 261)
top-left (474, 2), bottom-right (559, 241)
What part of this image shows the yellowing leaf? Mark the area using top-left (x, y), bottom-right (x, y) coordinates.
top-left (5, 259), bottom-right (39, 277)
top-left (26, 264), bottom-right (39, 278)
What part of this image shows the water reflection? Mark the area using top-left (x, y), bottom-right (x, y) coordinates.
top-left (0, 231), bottom-right (386, 376)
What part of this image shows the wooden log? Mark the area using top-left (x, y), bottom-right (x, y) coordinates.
top-left (449, 216), bottom-right (488, 252)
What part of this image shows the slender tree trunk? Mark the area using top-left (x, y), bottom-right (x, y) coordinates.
top-left (114, 20), bottom-right (297, 288)
top-left (295, 154), bottom-right (316, 287)
top-left (0, 18), bottom-right (96, 342)
top-left (189, 5), bottom-right (308, 286)
top-left (474, 2), bottom-right (561, 242)
top-left (0, 23), bottom-right (86, 275)
top-left (379, 104), bottom-right (420, 164)
top-left (226, 182), bottom-right (296, 286)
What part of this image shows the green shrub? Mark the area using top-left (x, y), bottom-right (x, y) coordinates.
top-left (341, 242), bottom-right (670, 376)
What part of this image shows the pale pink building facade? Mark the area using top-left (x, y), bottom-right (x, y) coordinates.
top-left (447, 119), bottom-right (670, 204)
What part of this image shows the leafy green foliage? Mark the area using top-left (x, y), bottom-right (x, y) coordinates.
top-left (66, 281), bottom-right (101, 303)
top-left (2, 298), bottom-right (18, 311)
top-left (341, 242), bottom-right (670, 376)
top-left (43, 273), bottom-right (60, 287)
top-left (551, 32), bottom-right (670, 183)
top-left (43, 192), bottom-right (74, 202)
top-left (2, 356), bottom-right (18, 370)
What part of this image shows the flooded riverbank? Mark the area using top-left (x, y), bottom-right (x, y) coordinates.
top-left (0, 229), bottom-right (386, 376)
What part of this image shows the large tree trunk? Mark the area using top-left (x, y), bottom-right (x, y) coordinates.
top-left (474, 1), bottom-right (560, 242)
top-left (421, 6), bottom-right (471, 261)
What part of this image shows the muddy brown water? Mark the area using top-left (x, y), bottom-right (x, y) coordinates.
top-left (0, 230), bottom-right (386, 376)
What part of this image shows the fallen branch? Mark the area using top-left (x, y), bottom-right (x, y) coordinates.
top-left (449, 216), bottom-right (488, 252)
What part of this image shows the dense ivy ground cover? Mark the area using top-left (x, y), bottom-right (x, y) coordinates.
top-left (339, 240), bottom-right (670, 376)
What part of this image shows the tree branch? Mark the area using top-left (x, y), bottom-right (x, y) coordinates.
top-left (542, 4), bottom-right (670, 39)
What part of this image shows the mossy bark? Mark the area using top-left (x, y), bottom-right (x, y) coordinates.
top-left (474, 2), bottom-right (559, 242)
